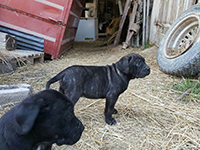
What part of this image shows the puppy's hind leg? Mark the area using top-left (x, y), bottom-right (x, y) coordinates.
top-left (65, 90), bottom-right (82, 105)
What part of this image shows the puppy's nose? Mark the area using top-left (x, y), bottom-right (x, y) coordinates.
top-left (147, 66), bottom-right (150, 71)
top-left (145, 65), bottom-right (150, 71)
top-left (146, 65), bottom-right (150, 74)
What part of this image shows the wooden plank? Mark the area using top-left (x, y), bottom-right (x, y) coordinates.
top-left (113, 0), bottom-right (132, 47)
top-left (3, 50), bottom-right (44, 65)
top-left (157, 0), bottom-right (163, 22)
top-left (149, 0), bottom-right (161, 45)
top-left (149, 0), bottom-right (196, 46)
top-left (11, 50), bottom-right (44, 64)
top-left (177, 0), bottom-right (184, 19)
top-left (146, 0), bottom-right (150, 42)
top-left (0, 50), bottom-right (44, 73)
top-left (123, 0), bottom-right (139, 49)
top-left (168, 0), bottom-right (175, 24)
top-left (142, 0), bottom-right (146, 48)
top-left (187, 0), bottom-right (196, 10)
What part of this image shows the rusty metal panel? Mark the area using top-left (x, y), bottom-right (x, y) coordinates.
top-left (59, 0), bottom-right (85, 57)
top-left (0, 0), bottom-right (85, 59)
top-left (1, 0), bottom-right (67, 22)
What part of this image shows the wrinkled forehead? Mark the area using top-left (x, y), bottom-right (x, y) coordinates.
top-left (127, 53), bottom-right (145, 61)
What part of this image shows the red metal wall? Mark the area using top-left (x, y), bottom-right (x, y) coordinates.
top-left (0, 0), bottom-right (85, 59)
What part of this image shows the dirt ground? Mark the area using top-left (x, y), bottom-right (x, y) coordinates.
top-left (0, 40), bottom-right (200, 149)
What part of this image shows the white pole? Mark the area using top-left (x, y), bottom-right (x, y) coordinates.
top-left (142, 0), bottom-right (146, 49)
top-left (136, 11), bottom-right (140, 47)
top-left (146, 0), bottom-right (150, 43)
top-left (118, 0), bottom-right (123, 16)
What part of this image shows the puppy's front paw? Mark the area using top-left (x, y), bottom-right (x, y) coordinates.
top-left (106, 118), bottom-right (117, 125)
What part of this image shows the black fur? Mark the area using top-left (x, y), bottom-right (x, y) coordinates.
top-left (0, 89), bottom-right (84, 150)
top-left (46, 53), bottom-right (150, 125)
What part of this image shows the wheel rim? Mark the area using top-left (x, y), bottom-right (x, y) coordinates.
top-left (163, 15), bottom-right (200, 59)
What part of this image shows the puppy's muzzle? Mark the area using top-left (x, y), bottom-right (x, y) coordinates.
top-left (137, 65), bottom-right (150, 78)
top-left (68, 118), bottom-right (84, 145)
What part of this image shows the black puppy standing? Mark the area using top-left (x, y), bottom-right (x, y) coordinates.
top-left (0, 89), bottom-right (84, 150)
top-left (46, 53), bottom-right (150, 125)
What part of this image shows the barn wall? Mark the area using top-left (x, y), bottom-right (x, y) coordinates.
top-left (149, 0), bottom-right (196, 46)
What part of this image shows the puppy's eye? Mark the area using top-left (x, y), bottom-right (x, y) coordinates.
top-left (136, 61), bottom-right (141, 67)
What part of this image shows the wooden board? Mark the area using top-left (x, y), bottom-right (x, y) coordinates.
top-left (0, 50), bottom-right (44, 74)
top-left (149, 0), bottom-right (196, 46)
top-left (10, 50), bottom-right (44, 64)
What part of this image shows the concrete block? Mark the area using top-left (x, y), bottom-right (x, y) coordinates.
top-left (0, 84), bottom-right (33, 105)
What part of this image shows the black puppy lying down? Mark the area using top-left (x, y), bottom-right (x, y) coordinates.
top-left (46, 53), bottom-right (150, 125)
top-left (0, 89), bottom-right (84, 150)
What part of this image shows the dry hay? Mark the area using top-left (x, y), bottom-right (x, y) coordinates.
top-left (0, 49), bottom-right (27, 73)
top-left (0, 41), bottom-right (199, 150)
top-left (0, 49), bottom-right (15, 71)
top-left (0, 49), bottom-right (21, 61)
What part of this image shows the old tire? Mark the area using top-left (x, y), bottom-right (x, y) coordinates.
top-left (157, 3), bottom-right (200, 77)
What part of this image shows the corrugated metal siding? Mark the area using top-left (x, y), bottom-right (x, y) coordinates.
top-left (0, 26), bottom-right (44, 51)
top-left (149, 0), bottom-right (196, 46)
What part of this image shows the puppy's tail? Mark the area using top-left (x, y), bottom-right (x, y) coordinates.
top-left (46, 71), bottom-right (65, 89)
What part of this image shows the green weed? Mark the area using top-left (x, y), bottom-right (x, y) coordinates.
top-left (142, 41), bottom-right (152, 49)
top-left (172, 79), bottom-right (200, 102)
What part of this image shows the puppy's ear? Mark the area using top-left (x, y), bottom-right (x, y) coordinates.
top-left (117, 56), bottom-right (132, 74)
top-left (15, 98), bottom-right (44, 135)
